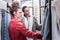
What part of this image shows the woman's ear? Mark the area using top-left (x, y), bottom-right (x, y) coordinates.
top-left (13, 11), bottom-right (16, 16)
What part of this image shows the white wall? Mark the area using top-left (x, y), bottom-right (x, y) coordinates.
top-left (0, 0), bottom-right (7, 10)
top-left (33, 0), bottom-right (40, 24)
top-left (3, 0), bottom-right (12, 3)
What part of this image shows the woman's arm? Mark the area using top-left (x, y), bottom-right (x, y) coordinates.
top-left (15, 22), bottom-right (42, 39)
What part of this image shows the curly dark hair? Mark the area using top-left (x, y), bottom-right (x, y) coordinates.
top-left (10, 1), bottom-right (20, 17)
top-left (10, 7), bottom-right (20, 17)
top-left (22, 6), bottom-right (28, 12)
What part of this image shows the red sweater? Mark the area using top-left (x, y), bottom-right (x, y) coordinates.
top-left (8, 17), bottom-right (42, 40)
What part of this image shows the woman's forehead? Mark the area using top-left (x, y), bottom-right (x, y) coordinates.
top-left (17, 9), bottom-right (22, 12)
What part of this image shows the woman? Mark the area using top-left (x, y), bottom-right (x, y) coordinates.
top-left (8, 7), bottom-right (42, 40)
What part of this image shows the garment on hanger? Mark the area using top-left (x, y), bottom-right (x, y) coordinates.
top-left (51, 5), bottom-right (60, 40)
top-left (54, 0), bottom-right (60, 31)
top-left (41, 7), bottom-right (52, 40)
top-left (1, 9), bottom-right (11, 40)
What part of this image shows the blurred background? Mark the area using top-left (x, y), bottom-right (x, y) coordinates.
top-left (0, 0), bottom-right (45, 40)
top-left (1, 0), bottom-right (60, 40)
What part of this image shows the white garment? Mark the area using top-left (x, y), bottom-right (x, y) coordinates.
top-left (54, 0), bottom-right (60, 31)
top-left (51, 6), bottom-right (60, 40)
top-left (22, 16), bottom-right (33, 40)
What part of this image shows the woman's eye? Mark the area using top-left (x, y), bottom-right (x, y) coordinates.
top-left (19, 12), bottom-right (22, 14)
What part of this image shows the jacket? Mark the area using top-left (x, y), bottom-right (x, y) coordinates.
top-left (22, 16), bottom-right (42, 40)
top-left (8, 17), bottom-right (42, 40)
top-left (22, 16), bottom-right (42, 32)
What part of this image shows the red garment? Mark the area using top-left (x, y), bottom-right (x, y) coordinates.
top-left (8, 17), bottom-right (42, 40)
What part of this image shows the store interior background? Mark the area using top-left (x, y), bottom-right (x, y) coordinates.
top-left (0, 0), bottom-right (46, 40)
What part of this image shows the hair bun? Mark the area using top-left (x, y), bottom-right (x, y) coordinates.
top-left (10, 1), bottom-right (20, 17)
top-left (12, 1), bottom-right (19, 8)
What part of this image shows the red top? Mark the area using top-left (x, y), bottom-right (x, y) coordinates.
top-left (8, 17), bottom-right (42, 40)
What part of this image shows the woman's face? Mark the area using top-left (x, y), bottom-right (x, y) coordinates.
top-left (15, 9), bottom-right (22, 19)
top-left (24, 7), bottom-right (30, 15)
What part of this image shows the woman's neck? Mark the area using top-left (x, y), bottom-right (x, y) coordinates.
top-left (15, 16), bottom-right (22, 21)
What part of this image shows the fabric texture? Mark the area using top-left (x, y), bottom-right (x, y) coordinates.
top-left (8, 17), bottom-right (42, 40)
top-left (51, 6), bottom-right (60, 40)
top-left (41, 7), bottom-right (52, 40)
top-left (22, 16), bottom-right (42, 40)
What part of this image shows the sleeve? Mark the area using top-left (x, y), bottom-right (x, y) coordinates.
top-left (33, 17), bottom-right (42, 31)
top-left (14, 22), bottom-right (42, 39)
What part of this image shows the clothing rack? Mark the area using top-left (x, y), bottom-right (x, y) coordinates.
top-left (49, 0), bottom-right (52, 40)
